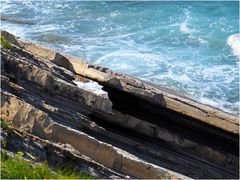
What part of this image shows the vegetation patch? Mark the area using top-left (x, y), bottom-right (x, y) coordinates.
top-left (1, 120), bottom-right (11, 133)
top-left (0, 36), bottom-right (12, 49)
top-left (1, 151), bottom-right (94, 179)
top-left (1, 120), bottom-right (11, 149)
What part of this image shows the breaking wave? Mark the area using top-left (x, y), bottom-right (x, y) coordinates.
top-left (227, 34), bottom-right (240, 58)
top-left (180, 8), bottom-right (193, 34)
top-left (180, 21), bottom-right (191, 34)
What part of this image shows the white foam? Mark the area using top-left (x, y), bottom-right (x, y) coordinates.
top-left (173, 74), bottom-right (192, 83)
top-left (73, 80), bottom-right (108, 98)
top-left (199, 97), bottom-right (240, 115)
top-left (180, 21), bottom-right (191, 34)
top-left (227, 34), bottom-right (240, 58)
top-left (95, 50), bottom-right (164, 67)
top-left (198, 38), bottom-right (208, 44)
top-left (110, 11), bottom-right (120, 17)
top-left (199, 98), bottom-right (220, 108)
top-left (180, 8), bottom-right (192, 34)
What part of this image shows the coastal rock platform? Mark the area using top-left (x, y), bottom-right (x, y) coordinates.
top-left (1, 30), bottom-right (239, 179)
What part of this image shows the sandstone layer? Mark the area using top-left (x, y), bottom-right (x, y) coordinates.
top-left (1, 30), bottom-right (239, 179)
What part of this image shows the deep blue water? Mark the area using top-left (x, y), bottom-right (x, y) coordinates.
top-left (1, 1), bottom-right (239, 114)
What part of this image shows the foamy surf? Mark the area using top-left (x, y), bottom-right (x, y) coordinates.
top-left (227, 34), bottom-right (240, 58)
top-left (1, 1), bottom-right (239, 115)
top-left (180, 8), bottom-right (193, 34)
top-left (180, 21), bottom-right (191, 34)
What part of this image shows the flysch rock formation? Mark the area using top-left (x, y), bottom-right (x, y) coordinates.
top-left (1, 30), bottom-right (239, 179)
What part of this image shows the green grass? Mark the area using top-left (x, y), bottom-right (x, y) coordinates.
top-left (1, 120), bottom-right (11, 149)
top-left (1, 154), bottom-right (54, 179)
top-left (0, 36), bottom-right (12, 49)
top-left (1, 120), bottom-right (11, 132)
top-left (1, 151), bottom-right (93, 179)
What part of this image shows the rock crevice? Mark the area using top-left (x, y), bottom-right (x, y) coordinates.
top-left (1, 30), bottom-right (239, 179)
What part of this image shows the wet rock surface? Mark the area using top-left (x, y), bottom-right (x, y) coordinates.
top-left (1, 17), bottom-right (35, 25)
top-left (1, 30), bottom-right (239, 179)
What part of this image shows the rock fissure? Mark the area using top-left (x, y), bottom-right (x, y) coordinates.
top-left (1, 30), bottom-right (239, 179)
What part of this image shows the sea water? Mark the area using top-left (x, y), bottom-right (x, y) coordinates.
top-left (1, 1), bottom-right (239, 115)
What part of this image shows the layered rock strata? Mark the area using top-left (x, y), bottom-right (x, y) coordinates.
top-left (1, 30), bottom-right (239, 179)
top-left (1, 121), bottom-right (128, 179)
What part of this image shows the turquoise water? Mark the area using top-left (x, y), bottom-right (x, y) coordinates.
top-left (1, 1), bottom-right (239, 115)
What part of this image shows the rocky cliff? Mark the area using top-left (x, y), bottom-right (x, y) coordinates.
top-left (1, 30), bottom-right (239, 179)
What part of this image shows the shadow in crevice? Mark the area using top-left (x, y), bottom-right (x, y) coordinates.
top-left (101, 84), bottom-right (239, 156)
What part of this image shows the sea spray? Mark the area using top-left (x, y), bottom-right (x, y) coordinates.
top-left (1, 1), bottom-right (238, 114)
top-left (227, 34), bottom-right (240, 58)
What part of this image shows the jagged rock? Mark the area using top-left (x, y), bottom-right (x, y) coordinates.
top-left (1, 17), bottom-right (34, 25)
top-left (1, 30), bottom-right (239, 179)
top-left (1, 124), bottom-right (127, 179)
top-left (1, 91), bottom-right (184, 179)
top-left (14, 31), bottom-right (238, 135)
top-left (1, 30), bottom-right (21, 47)
top-left (34, 33), bottom-right (71, 43)
top-left (1, 44), bottom-right (112, 113)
